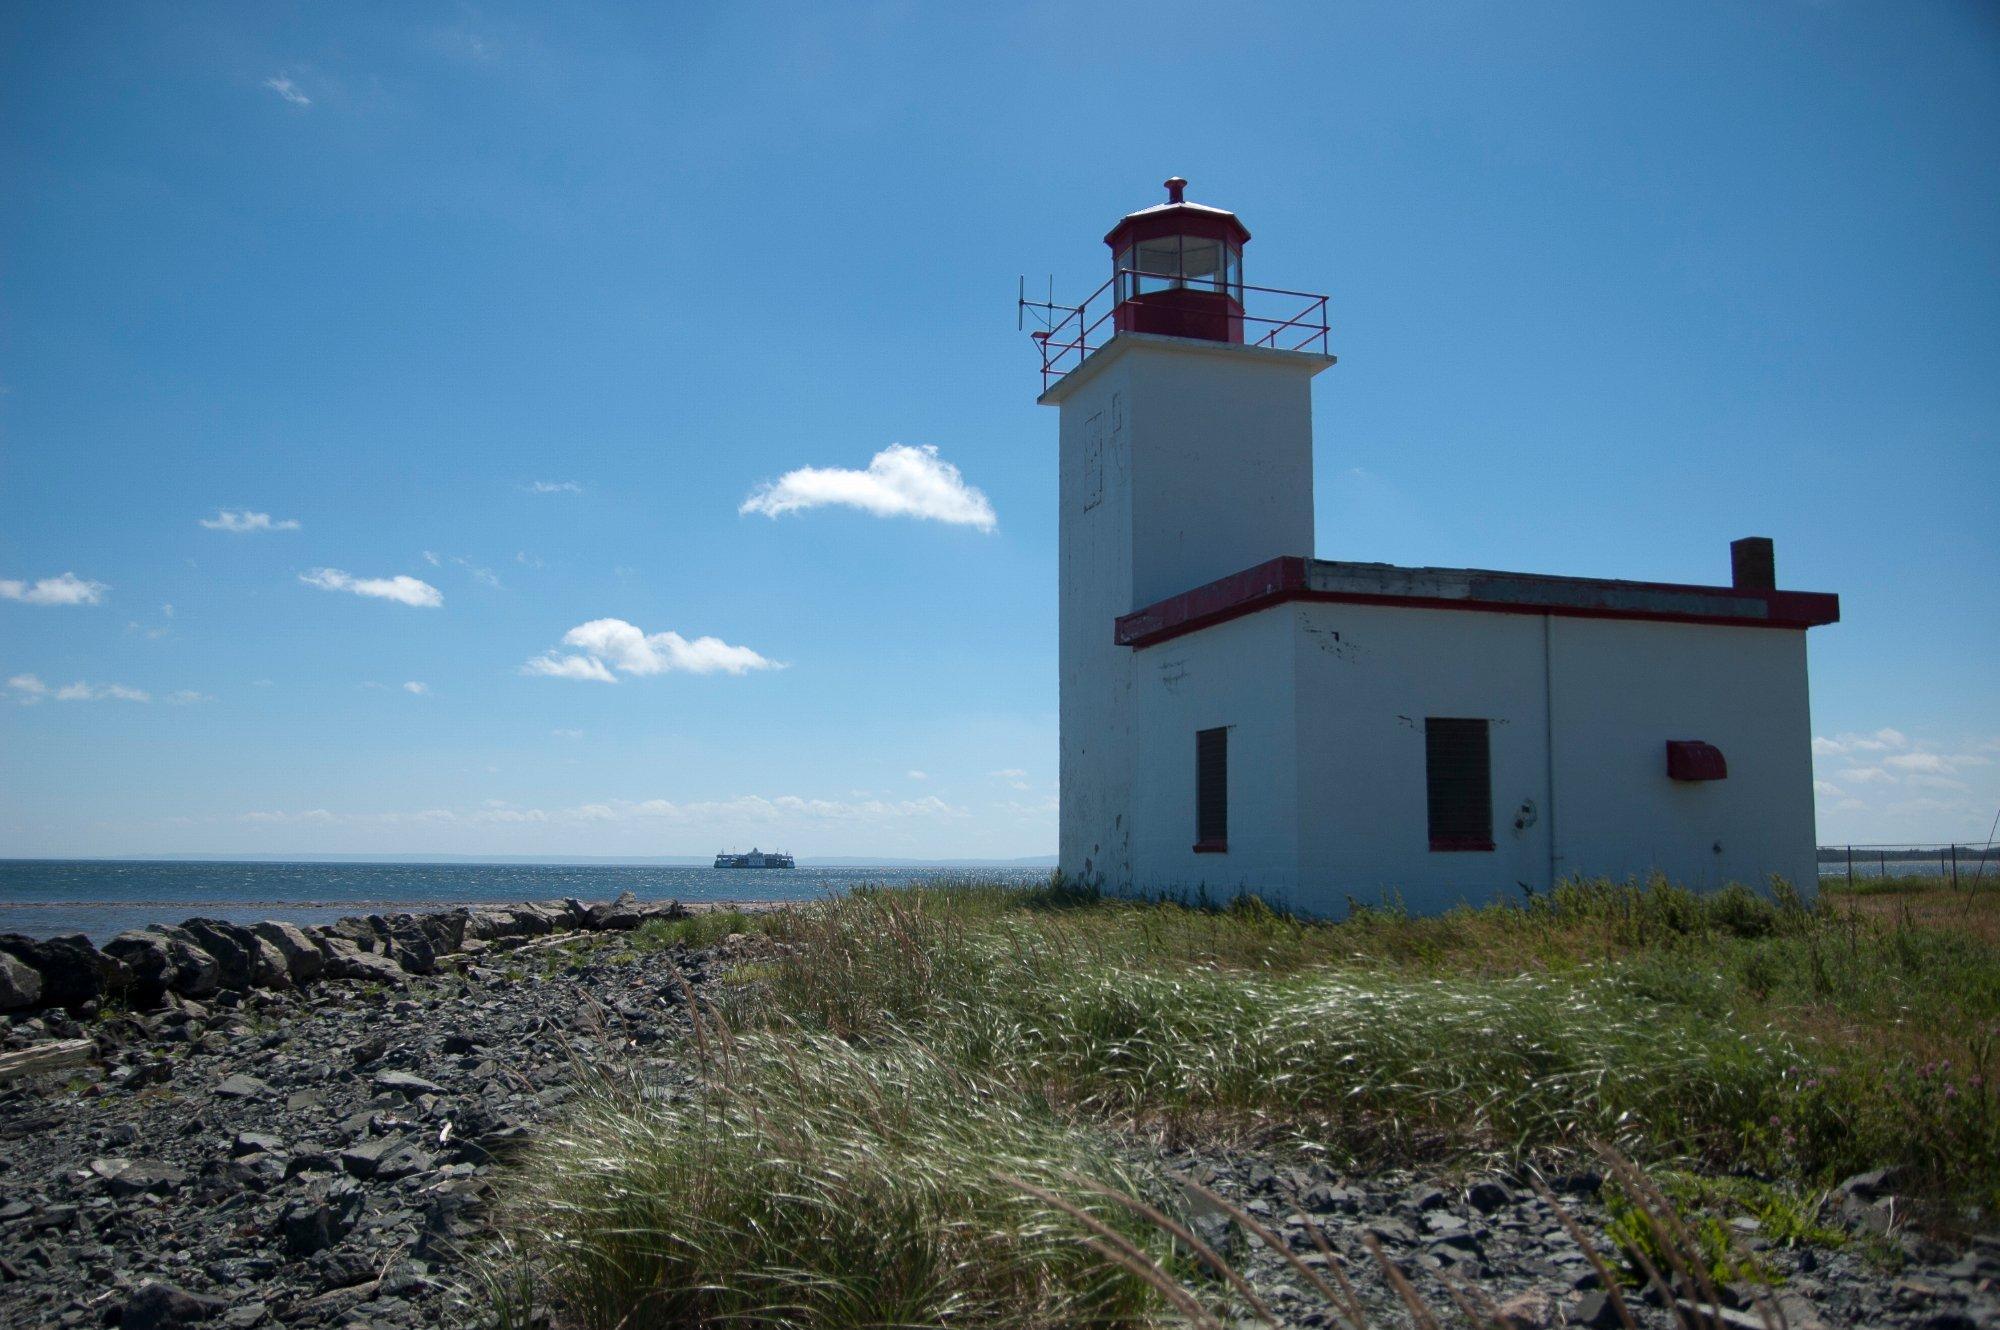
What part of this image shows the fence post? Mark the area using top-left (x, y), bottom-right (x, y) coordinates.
top-left (1951, 843), bottom-right (1959, 890)
top-left (1880, 849), bottom-right (1887, 878)
top-left (1847, 845), bottom-right (1854, 887)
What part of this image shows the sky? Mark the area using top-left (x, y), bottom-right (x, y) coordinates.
top-left (2, 2), bottom-right (1997, 860)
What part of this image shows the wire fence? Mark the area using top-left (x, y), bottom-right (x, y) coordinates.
top-left (1816, 841), bottom-right (2000, 888)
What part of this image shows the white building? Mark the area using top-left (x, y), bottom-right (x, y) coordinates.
top-left (1033, 179), bottom-right (1840, 915)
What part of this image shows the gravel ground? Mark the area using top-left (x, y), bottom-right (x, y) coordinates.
top-left (5, 910), bottom-right (1998, 1329)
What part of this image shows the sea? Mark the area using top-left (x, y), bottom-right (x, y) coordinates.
top-left (0, 859), bottom-right (1053, 942)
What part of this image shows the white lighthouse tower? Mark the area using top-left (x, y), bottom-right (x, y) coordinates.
top-left (1038, 178), bottom-right (1335, 887)
top-left (1033, 178), bottom-right (1838, 910)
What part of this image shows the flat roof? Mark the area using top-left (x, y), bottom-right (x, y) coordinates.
top-left (1114, 556), bottom-right (1841, 649)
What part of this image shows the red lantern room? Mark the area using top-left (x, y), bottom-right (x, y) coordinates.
top-left (1107, 176), bottom-right (1250, 344)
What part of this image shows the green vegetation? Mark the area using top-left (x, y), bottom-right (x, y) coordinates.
top-left (498, 876), bottom-right (2000, 1327)
top-left (497, 1031), bottom-right (1167, 1330)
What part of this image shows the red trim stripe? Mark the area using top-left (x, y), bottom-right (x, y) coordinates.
top-left (1116, 556), bottom-right (1840, 649)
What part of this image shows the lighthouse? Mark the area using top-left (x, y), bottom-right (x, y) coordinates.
top-left (1032, 178), bottom-right (1840, 911)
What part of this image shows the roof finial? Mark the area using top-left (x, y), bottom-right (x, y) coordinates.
top-left (1164, 176), bottom-right (1187, 204)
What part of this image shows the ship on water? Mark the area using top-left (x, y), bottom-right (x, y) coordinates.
top-left (713, 847), bottom-right (796, 869)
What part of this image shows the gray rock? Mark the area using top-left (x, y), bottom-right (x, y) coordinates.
top-left (1468, 1179), bottom-right (1515, 1213)
top-left (248, 935), bottom-right (292, 989)
top-left (123, 1281), bottom-right (226, 1328)
top-left (338, 1138), bottom-right (394, 1179)
top-left (179, 919), bottom-right (262, 991)
top-left (104, 928), bottom-right (220, 1004)
top-left (374, 1069), bottom-right (445, 1096)
top-left (1839, 1167), bottom-right (1901, 1201)
top-left (0, 932), bottom-right (122, 1011)
top-left (386, 924), bottom-right (438, 976)
top-left (106, 1161), bottom-right (188, 1197)
top-left (278, 1199), bottom-right (345, 1256)
top-left (589, 891), bottom-right (647, 930)
top-left (232, 1131), bottom-right (286, 1157)
top-left (318, 936), bottom-right (408, 987)
top-left (249, 921), bottom-right (324, 984)
top-left (215, 1073), bottom-right (274, 1099)
top-left (1573, 1289), bottom-right (1625, 1329)
top-left (0, 949), bottom-right (41, 1010)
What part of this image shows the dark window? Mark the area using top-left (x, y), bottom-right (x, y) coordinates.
top-left (1425, 718), bottom-right (1493, 852)
top-left (1195, 727), bottom-right (1228, 851)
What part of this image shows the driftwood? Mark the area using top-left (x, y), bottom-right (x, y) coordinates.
top-left (0, 1038), bottom-right (97, 1083)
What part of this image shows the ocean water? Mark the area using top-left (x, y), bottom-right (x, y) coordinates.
top-left (0, 859), bottom-right (1051, 942)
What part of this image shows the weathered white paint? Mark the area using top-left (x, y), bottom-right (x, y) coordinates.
top-left (1045, 334), bottom-right (1332, 888)
top-left (1046, 332), bottom-right (1824, 913)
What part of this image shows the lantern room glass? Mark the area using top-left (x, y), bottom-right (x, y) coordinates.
top-left (1116, 235), bottom-right (1243, 302)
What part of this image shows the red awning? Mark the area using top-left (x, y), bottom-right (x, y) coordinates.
top-left (1666, 740), bottom-right (1728, 782)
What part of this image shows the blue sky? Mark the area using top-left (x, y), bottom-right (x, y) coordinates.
top-left (2, 2), bottom-right (1996, 859)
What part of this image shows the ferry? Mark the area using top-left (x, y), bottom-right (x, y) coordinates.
top-left (713, 847), bottom-right (796, 869)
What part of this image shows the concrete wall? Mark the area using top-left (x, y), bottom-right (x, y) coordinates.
top-left (1048, 335), bottom-right (1331, 891)
top-left (1123, 602), bottom-right (1820, 916)
top-left (1546, 616), bottom-right (1818, 894)
top-left (1053, 350), bottom-right (1137, 888)
top-left (1128, 610), bottom-right (1303, 897)
top-left (1290, 602), bottom-right (1552, 915)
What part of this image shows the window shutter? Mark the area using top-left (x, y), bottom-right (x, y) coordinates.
top-left (1425, 718), bottom-right (1493, 852)
top-left (1195, 727), bottom-right (1228, 850)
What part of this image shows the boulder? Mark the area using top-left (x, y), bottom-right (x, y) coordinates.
top-left (179, 919), bottom-right (261, 991)
top-left (385, 921), bottom-right (438, 976)
top-left (250, 934), bottom-right (292, 989)
top-left (321, 915), bottom-right (388, 953)
top-left (588, 891), bottom-right (646, 931)
top-left (104, 927), bottom-right (220, 1005)
top-left (460, 910), bottom-right (509, 942)
top-left (416, 908), bottom-right (469, 956)
top-left (250, 920), bottom-right (324, 984)
top-left (317, 935), bottom-right (407, 988)
top-left (0, 948), bottom-right (41, 1010)
top-left (0, 932), bottom-right (124, 1011)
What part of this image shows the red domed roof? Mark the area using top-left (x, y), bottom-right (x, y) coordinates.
top-left (1105, 177), bottom-right (1251, 250)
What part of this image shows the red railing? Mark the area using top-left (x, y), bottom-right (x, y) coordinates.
top-left (1024, 270), bottom-right (1331, 391)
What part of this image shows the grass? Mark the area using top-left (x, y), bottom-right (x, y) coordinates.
top-left (495, 875), bottom-right (2000, 1327)
top-left (493, 1028), bottom-right (1172, 1330)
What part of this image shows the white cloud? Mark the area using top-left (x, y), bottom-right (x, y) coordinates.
top-left (551, 728), bottom-right (584, 739)
top-left (422, 550), bottom-right (442, 566)
top-left (200, 509), bottom-right (300, 533)
top-left (740, 444), bottom-right (997, 531)
top-left (166, 690), bottom-right (213, 705)
top-left (522, 652), bottom-right (616, 683)
top-left (162, 603), bottom-right (175, 618)
top-left (264, 76), bottom-right (310, 106)
top-left (403, 681), bottom-right (428, 695)
top-left (906, 770), bottom-right (929, 781)
top-left (1, 572), bottom-right (108, 606)
top-left (525, 618), bottom-right (778, 682)
top-left (299, 568), bottom-right (443, 607)
top-left (1811, 728), bottom-right (1908, 757)
top-left (525, 480), bottom-right (583, 495)
top-left (990, 767), bottom-right (1032, 790)
top-left (11, 675), bottom-right (150, 703)
top-left (1814, 725), bottom-right (2000, 840)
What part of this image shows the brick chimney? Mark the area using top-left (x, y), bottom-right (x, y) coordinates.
top-left (1730, 536), bottom-right (1776, 591)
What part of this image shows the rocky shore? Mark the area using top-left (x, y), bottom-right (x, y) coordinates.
top-left (4, 897), bottom-right (1998, 1328)
top-left (0, 895), bottom-right (724, 1327)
